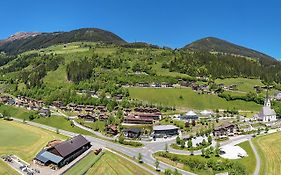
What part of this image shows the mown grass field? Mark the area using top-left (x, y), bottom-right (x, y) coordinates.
top-left (128, 87), bottom-right (261, 111)
top-left (0, 119), bottom-right (67, 174)
top-left (253, 132), bottom-right (281, 175)
top-left (64, 151), bottom-right (100, 175)
top-left (0, 159), bottom-right (20, 175)
top-left (86, 151), bottom-right (151, 175)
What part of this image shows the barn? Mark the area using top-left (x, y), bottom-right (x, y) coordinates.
top-left (35, 135), bottom-right (91, 168)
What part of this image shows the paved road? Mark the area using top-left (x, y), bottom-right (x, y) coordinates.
top-left (249, 139), bottom-right (261, 175)
top-left (12, 118), bottom-right (195, 175)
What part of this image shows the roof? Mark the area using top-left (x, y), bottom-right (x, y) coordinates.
top-left (259, 106), bottom-right (276, 117)
top-left (153, 125), bottom-right (178, 131)
top-left (35, 149), bottom-right (63, 164)
top-left (186, 111), bottom-right (197, 116)
top-left (124, 128), bottom-right (142, 133)
top-left (35, 150), bottom-right (49, 163)
top-left (200, 110), bottom-right (213, 115)
top-left (41, 151), bottom-right (63, 164)
top-left (215, 121), bottom-right (235, 130)
top-left (53, 135), bottom-right (90, 158)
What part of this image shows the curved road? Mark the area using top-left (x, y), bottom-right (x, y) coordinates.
top-left (249, 139), bottom-right (261, 175)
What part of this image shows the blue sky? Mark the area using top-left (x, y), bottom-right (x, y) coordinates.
top-left (1, 0), bottom-right (281, 58)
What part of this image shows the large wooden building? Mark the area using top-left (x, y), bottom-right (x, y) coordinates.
top-left (35, 135), bottom-right (91, 168)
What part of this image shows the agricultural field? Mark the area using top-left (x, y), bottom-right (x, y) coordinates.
top-left (0, 119), bottom-right (67, 174)
top-left (64, 151), bottom-right (100, 175)
top-left (66, 151), bottom-right (151, 175)
top-left (86, 151), bottom-right (151, 175)
top-left (253, 132), bottom-right (281, 175)
top-left (128, 87), bottom-right (261, 111)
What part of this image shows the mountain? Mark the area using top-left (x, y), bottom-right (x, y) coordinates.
top-left (0, 28), bottom-right (127, 54)
top-left (183, 37), bottom-right (276, 63)
top-left (0, 32), bottom-right (41, 46)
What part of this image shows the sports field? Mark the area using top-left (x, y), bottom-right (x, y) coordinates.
top-left (253, 132), bottom-right (281, 175)
top-left (128, 87), bottom-right (260, 111)
top-left (0, 119), bottom-right (67, 174)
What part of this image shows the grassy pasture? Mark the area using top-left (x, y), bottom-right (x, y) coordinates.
top-left (128, 87), bottom-right (261, 111)
top-left (0, 105), bottom-right (93, 136)
top-left (0, 159), bottom-right (20, 175)
top-left (215, 78), bottom-right (264, 93)
top-left (64, 151), bottom-right (99, 175)
top-left (234, 141), bottom-right (256, 175)
top-left (85, 151), bottom-right (151, 175)
top-left (0, 119), bottom-right (67, 174)
top-left (253, 132), bottom-right (281, 175)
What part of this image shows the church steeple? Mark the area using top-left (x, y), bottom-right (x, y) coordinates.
top-left (264, 88), bottom-right (271, 107)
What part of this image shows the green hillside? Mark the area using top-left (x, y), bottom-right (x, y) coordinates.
top-left (0, 28), bottom-right (126, 54)
top-left (128, 87), bottom-right (261, 111)
top-left (0, 40), bottom-right (280, 112)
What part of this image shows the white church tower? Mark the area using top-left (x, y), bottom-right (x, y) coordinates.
top-left (257, 88), bottom-right (277, 122)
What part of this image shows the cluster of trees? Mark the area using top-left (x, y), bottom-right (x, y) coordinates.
top-left (67, 58), bottom-right (93, 83)
top-left (0, 53), bottom-right (16, 67)
top-left (117, 134), bottom-right (143, 147)
top-left (164, 51), bottom-right (281, 84)
top-left (218, 91), bottom-right (264, 104)
top-left (18, 54), bottom-right (64, 87)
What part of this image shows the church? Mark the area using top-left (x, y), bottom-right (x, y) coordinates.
top-left (255, 93), bottom-right (277, 122)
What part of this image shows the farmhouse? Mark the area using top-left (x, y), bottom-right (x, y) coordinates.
top-left (213, 122), bottom-right (237, 137)
top-left (35, 135), bottom-right (91, 168)
top-left (152, 125), bottom-right (179, 138)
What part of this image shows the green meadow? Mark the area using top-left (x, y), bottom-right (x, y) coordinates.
top-left (128, 87), bottom-right (261, 111)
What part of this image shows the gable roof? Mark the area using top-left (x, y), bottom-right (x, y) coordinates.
top-left (259, 106), bottom-right (276, 117)
top-left (53, 135), bottom-right (90, 158)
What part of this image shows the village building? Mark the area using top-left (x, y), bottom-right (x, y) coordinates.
top-left (78, 114), bottom-right (96, 122)
top-left (152, 125), bottom-right (179, 138)
top-left (200, 110), bottom-right (213, 117)
top-left (255, 95), bottom-right (277, 122)
top-left (123, 128), bottom-right (142, 138)
top-left (213, 122), bottom-right (237, 137)
top-left (124, 115), bottom-right (154, 124)
top-left (35, 135), bottom-right (91, 168)
top-left (274, 92), bottom-right (281, 101)
top-left (180, 111), bottom-right (199, 121)
top-left (39, 108), bottom-right (51, 117)
top-left (106, 125), bottom-right (118, 135)
top-left (52, 101), bottom-right (64, 108)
